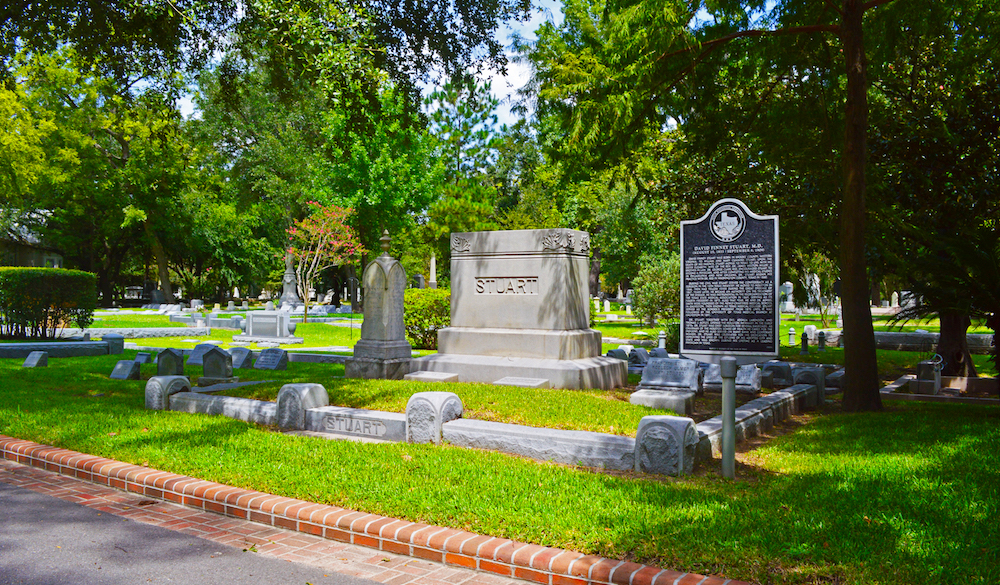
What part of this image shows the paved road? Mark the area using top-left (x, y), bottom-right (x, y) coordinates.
top-left (0, 482), bottom-right (378, 585)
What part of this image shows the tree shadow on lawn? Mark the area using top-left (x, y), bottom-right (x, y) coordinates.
top-left (588, 404), bottom-right (999, 585)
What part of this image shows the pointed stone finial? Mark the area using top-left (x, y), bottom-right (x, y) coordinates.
top-left (380, 230), bottom-right (391, 255)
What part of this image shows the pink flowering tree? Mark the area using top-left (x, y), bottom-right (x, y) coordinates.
top-left (287, 203), bottom-right (364, 322)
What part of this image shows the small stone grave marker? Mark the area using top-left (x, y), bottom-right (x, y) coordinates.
top-left (254, 347), bottom-right (288, 370)
top-left (229, 347), bottom-right (253, 369)
top-left (110, 360), bottom-right (141, 380)
top-left (703, 363), bottom-right (762, 394)
top-left (134, 352), bottom-right (153, 364)
top-left (186, 343), bottom-right (217, 367)
top-left (22, 351), bottom-right (48, 368)
top-left (198, 347), bottom-right (237, 387)
top-left (157, 348), bottom-right (185, 376)
top-left (227, 301), bottom-right (235, 311)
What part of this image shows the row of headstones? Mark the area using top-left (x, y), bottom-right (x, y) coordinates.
top-left (592, 298), bottom-right (634, 315)
top-left (109, 345), bottom-right (289, 383)
top-left (611, 353), bottom-right (833, 395)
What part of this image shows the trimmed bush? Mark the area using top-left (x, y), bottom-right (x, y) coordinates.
top-left (0, 267), bottom-right (97, 338)
top-left (404, 288), bottom-right (450, 350)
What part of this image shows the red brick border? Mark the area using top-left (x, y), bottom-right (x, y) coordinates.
top-left (0, 435), bottom-right (745, 585)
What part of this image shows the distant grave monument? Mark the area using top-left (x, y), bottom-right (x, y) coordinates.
top-left (409, 228), bottom-right (625, 389)
top-left (345, 231), bottom-right (412, 380)
top-left (232, 310), bottom-right (303, 345)
top-left (680, 198), bottom-right (779, 365)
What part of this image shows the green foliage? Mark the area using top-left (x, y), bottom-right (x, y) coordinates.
top-left (403, 288), bottom-right (450, 350)
top-left (425, 78), bottom-right (501, 182)
top-left (631, 253), bottom-right (681, 325)
top-left (0, 267), bottom-right (96, 337)
top-left (1, 354), bottom-right (998, 584)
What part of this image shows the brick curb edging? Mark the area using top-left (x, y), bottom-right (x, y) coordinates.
top-left (0, 435), bottom-right (745, 585)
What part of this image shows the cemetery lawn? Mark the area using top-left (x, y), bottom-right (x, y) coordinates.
top-left (1, 354), bottom-right (998, 585)
top-left (124, 321), bottom-right (365, 351)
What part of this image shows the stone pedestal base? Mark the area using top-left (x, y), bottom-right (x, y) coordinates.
top-left (629, 389), bottom-right (695, 415)
top-left (352, 339), bottom-right (412, 360)
top-left (345, 357), bottom-right (411, 380)
top-left (409, 354), bottom-right (625, 390)
top-left (437, 327), bottom-right (601, 360)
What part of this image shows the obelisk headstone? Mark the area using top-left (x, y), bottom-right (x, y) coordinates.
top-left (345, 231), bottom-right (411, 380)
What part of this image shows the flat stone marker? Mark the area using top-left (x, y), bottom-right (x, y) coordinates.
top-left (493, 377), bottom-right (551, 388)
top-left (22, 351), bottom-right (48, 368)
top-left (110, 360), bottom-right (141, 380)
top-left (303, 406), bottom-right (406, 441)
top-left (254, 347), bottom-right (288, 370)
top-left (637, 358), bottom-right (702, 393)
top-left (703, 363), bottom-right (762, 394)
top-left (198, 347), bottom-right (237, 387)
top-left (185, 343), bottom-right (217, 367)
top-left (157, 348), bottom-right (185, 376)
top-left (606, 349), bottom-right (628, 360)
top-left (628, 348), bottom-right (650, 367)
top-left (134, 352), bottom-right (153, 364)
top-left (630, 358), bottom-right (702, 415)
top-left (403, 371), bottom-right (460, 383)
top-left (229, 347), bottom-right (253, 369)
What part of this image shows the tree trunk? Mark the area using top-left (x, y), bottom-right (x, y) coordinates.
top-left (145, 222), bottom-right (173, 300)
top-left (839, 0), bottom-right (882, 412)
top-left (936, 311), bottom-right (977, 377)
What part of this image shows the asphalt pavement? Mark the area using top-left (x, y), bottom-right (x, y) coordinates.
top-left (0, 481), bottom-right (380, 585)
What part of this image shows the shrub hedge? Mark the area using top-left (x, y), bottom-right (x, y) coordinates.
top-left (403, 287), bottom-right (450, 349)
top-left (0, 267), bottom-right (97, 338)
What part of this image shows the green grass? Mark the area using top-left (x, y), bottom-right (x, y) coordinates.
top-left (0, 352), bottom-right (996, 584)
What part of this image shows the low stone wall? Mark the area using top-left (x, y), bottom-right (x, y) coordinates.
top-left (59, 327), bottom-right (212, 339)
top-left (145, 376), bottom-right (816, 476)
top-left (874, 331), bottom-right (993, 353)
top-left (0, 340), bottom-right (112, 359)
top-left (695, 383), bottom-right (821, 460)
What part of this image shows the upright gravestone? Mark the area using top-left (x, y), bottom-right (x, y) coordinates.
top-left (229, 346), bottom-right (253, 369)
top-left (198, 347), bottom-right (237, 387)
top-left (186, 343), bottom-right (217, 367)
top-left (254, 347), bottom-right (288, 370)
top-left (110, 360), bottom-right (141, 380)
top-left (408, 228), bottom-right (625, 389)
top-left (227, 301), bottom-right (235, 311)
top-left (157, 348), bottom-right (185, 376)
top-left (134, 352), bottom-right (153, 364)
top-left (680, 198), bottom-right (779, 365)
top-left (345, 231), bottom-right (412, 380)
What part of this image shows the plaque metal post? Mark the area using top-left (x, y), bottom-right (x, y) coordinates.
top-left (721, 356), bottom-right (737, 479)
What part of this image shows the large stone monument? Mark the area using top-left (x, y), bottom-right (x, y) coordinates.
top-left (409, 228), bottom-right (625, 389)
top-left (345, 231), bottom-right (412, 380)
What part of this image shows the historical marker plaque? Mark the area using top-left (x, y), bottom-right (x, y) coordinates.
top-left (680, 198), bottom-right (779, 358)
